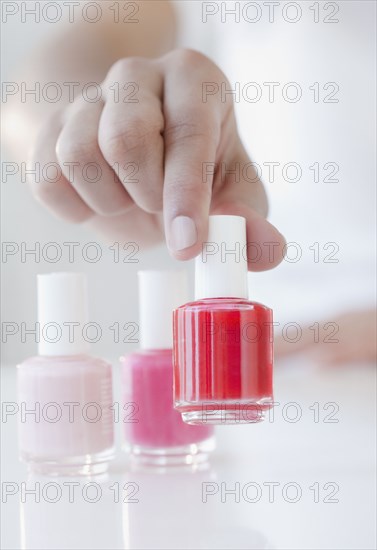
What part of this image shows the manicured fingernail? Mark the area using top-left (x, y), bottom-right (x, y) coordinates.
top-left (170, 216), bottom-right (197, 252)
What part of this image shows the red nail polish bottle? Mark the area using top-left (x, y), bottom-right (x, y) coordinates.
top-left (173, 215), bottom-right (274, 424)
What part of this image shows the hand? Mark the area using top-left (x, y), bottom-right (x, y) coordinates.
top-left (28, 49), bottom-right (285, 268)
top-left (275, 309), bottom-right (377, 366)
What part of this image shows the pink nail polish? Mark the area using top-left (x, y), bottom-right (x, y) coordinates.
top-left (17, 273), bottom-right (114, 475)
top-left (120, 271), bottom-right (215, 466)
top-left (173, 216), bottom-right (274, 424)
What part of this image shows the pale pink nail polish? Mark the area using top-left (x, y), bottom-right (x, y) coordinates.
top-left (17, 273), bottom-right (114, 476)
top-left (120, 271), bottom-right (215, 466)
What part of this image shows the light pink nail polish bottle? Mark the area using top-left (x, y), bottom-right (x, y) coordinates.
top-left (120, 271), bottom-right (215, 466)
top-left (17, 273), bottom-right (114, 476)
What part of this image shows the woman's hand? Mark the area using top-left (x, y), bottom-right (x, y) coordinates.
top-left (275, 309), bottom-right (377, 366)
top-left (28, 49), bottom-right (285, 268)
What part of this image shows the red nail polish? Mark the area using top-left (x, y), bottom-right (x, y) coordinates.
top-left (173, 215), bottom-right (274, 424)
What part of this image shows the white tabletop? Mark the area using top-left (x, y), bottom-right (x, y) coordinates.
top-left (1, 358), bottom-right (376, 550)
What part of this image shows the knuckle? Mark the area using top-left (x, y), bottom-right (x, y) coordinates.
top-left (29, 177), bottom-right (56, 202)
top-left (28, 168), bottom-right (63, 206)
top-left (26, 151), bottom-right (54, 201)
top-left (94, 202), bottom-right (129, 217)
top-left (137, 189), bottom-right (163, 213)
top-left (169, 48), bottom-right (210, 68)
top-left (107, 57), bottom-right (144, 79)
top-left (168, 178), bottom-right (212, 206)
top-left (56, 132), bottom-right (97, 167)
top-left (99, 120), bottom-right (160, 161)
top-left (164, 118), bottom-right (217, 147)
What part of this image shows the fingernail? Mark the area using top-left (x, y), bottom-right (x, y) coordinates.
top-left (170, 216), bottom-right (197, 252)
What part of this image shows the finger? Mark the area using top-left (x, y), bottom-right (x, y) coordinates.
top-left (98, 58), bottom-right (164, 213)
top-left (161, 50), bottom-right (224, 260)
top-left (85, 207), bottom-right (163, 249)
top-left (28, 112), bottom-right (93, 223)
top-left (56, 99), bottom-right (133, 216)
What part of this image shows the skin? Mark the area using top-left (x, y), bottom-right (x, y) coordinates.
top-left (275, 310), bottom-right (377, 366)
top-left (3, 1), bottom-right (375, 364)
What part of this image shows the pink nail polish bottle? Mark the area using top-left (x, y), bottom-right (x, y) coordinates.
top-left (17, 273), bottom-right (114, 475)
top-left (120, 271), bottom-right (215, 466)
top-left (173, 215), bottom-right (274, 424)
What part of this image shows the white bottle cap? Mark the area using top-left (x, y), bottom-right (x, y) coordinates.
top-left (138, 271), bottom-right (188, 350)
top-left (195, 215), bottom-right (248, 300)
top-left (37, 272), bottom-right (90, 356)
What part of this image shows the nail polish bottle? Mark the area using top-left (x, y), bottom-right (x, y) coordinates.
top-left (120, 271), bottom-right (215, 465)
top-left (173, 215), bottom-right (274, 424)
top-left (17, 273), bottom-right (114, 475)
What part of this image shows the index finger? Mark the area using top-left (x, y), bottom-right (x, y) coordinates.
top-left (161, 50), bottom-right (225, 260)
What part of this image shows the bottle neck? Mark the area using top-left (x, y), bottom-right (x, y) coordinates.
top-left (195, 255), bottom-right (248, 300)
top-left (38, 339), bottom-right (90, 357)
top-left (194, 215), bottom-right (249, 300)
